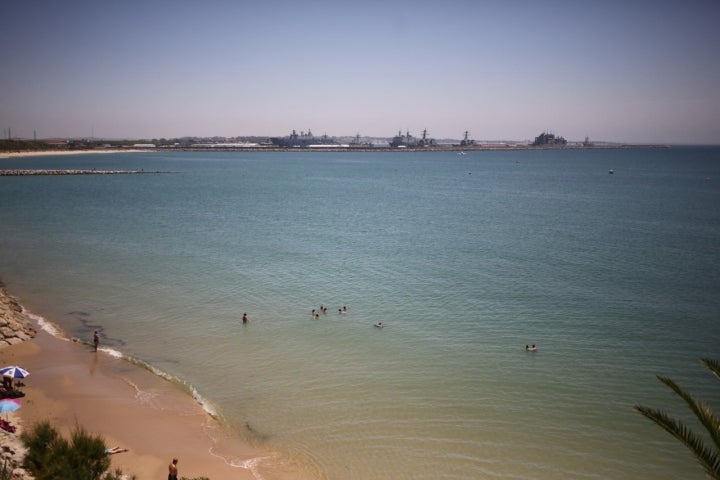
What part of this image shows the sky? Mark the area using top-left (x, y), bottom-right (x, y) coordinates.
top-left (2, 0), bottom-right (719, 144)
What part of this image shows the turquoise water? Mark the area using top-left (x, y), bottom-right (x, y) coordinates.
top-left (1, 148), bottom-right (719, 479)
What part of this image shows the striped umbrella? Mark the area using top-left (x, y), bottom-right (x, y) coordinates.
top-left (0, 366), bottom-right (29, 379)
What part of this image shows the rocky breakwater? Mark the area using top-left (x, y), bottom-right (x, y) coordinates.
top-left (0, 169), bottom-right (166, 176)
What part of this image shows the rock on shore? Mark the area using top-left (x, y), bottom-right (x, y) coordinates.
top-left (0, 284), bottom-right (36, 348)
top-left (0, 283), bottom-right (36, 479)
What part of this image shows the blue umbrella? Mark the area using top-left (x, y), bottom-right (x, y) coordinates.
top-left (0, 366), bottom-right (29, 379)
top-left (0, 399), bottom-right (21, 414)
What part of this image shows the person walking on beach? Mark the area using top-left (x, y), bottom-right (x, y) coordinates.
top-left (93, 331), bottom-right (99, 352)
top-left (168, 458), bottom-right (178, 480)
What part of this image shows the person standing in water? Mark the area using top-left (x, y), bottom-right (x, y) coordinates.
top-left (242, 313), bottom-right (249, 324)
top-left (93, 331), bottom-right (99, 352)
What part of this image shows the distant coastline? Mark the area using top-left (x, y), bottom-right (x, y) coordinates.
top-left (0, 169), bottom-right (169, 176)
top-left (172, 143), bottom-right (671, 153)
top-left (0, 144), bottom-right (670, 159)
top-left (0, 149), bottom-right (150, 158)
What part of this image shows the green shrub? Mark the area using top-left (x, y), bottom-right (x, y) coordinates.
top-left (20, 420), bottom-right (211, 480)
top-left (20, 421), bottom-right (135, 480)
top-left (20, 420), bottom-right (60, 476)
top-left (0, 459), bottom-right (11, 480)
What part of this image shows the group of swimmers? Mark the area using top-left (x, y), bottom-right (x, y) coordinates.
top-left (242, 305), bottom-right (385, 328)
top-left (311, 305), bottom-right (348, 319)
top-left (309, 305), bottom-right (386, 328)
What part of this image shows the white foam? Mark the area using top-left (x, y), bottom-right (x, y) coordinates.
top-left (99, 347), bottom-right (124, 359)
top-left (24, 304), bottom-right (228, 464)
top-left (25, 309), bottom-right (221, 420)
top-left (190, 385), bottom-right (218, 418)
top-left (210, 449), bottom-right (273, 480)
top-left (28, 313), bottom-right (64, 338)
top-left (238, 455), bottom-right (276, 480)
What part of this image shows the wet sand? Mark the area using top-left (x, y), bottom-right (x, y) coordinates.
top-left (0, 327), bottom-right (289, 480)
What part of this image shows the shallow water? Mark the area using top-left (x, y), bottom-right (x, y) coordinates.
top-left (1, 148), bottom-right (719, 479)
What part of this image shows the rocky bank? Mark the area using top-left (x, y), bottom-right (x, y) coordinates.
top-left (0, 282), bottom-right (36, 479)
top-left (0, 285), bottom-right (36, 348)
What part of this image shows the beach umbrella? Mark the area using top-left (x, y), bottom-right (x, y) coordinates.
top-left (0, 399), bottom-right (21, 414)
top-left (0, 366), bottom-right (29, 379)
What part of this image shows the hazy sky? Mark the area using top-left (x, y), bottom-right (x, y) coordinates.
top-left (2, 0), bottom-right (719, 144)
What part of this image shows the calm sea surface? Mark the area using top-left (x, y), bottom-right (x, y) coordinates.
top-left (1, 148), bottom-right (719, 479)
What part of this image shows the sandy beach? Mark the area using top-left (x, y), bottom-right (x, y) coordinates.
top-left (0, 288), bottom-right (300, 480)
top-left (0, 149), bottom-right (150, 158)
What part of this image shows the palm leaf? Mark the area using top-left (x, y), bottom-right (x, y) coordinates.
top-left (634, 405), bottom-right (720, 479)
top-left (657, 375), bottom-right (720, 451)
top-left (702, 358), bottom-right (720, 383)
top-left (635, 358), bottom-right (720, 479)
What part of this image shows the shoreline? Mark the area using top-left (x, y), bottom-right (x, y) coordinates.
top-left (0, 143), bottom-right (671, 159)
top-left (0, 283), bottom-right (306, 480)
top-left (0, 149), bottom-right (150, 158)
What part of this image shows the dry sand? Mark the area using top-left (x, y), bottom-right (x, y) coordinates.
top-left (0, 149), bottom-right (150, 158)
top-left (0, 326), bottom-right (293, 480)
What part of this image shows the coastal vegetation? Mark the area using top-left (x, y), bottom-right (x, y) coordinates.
top-left (0, 139), bottom-right (142, 153)
top-left (635, 358), bottom-right (720, 479)
top-left (20, 421), bottom-right (210, 480)
top-left (0, 460), bottom-right (12, 480)
top-left (21, 421), bottom-right (132, 480)
top-left (0, 140), bottom-right (66, 153)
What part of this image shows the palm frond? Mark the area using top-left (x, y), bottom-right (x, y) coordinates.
top-left (702, 358), bottom-right (720, 383)
top-left (657, 375), bottom-right (720, 451)
top-left (635, 405), bottom-right (720, 479)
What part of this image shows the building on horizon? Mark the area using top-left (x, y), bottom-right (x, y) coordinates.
top-left (532, 131), bottom-right (567, 146)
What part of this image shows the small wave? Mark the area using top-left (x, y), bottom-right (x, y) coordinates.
top-left (208, 448), bottom-right (274, 480)
top-left (123, 358), bottom-right (220, 418)
top-left (28, 313), bottom-right (67, 339)
top-left (23, 303), bottom-right (291, 480)
top-left (209, 445), bottom-right (273, 470)
top-left (108, 353), bottom-right (220, 418)
top-left (25, 310), bottom-right (220, 419)
top-left (236, 455), bottom-right (273, 480)
top-left (99, 346), bottom-right (124, 358)
top-left (117, 376), bottom-right (159, 407)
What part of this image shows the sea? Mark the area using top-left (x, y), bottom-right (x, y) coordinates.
top-left (1, 147), bottom-right (719, 480)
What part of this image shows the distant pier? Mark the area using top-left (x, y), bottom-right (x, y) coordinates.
top-left (0, 169), bottom-right (169, 176)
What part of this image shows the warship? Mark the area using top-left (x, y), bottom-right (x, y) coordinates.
top-left (348, 133), bottom-right (374, 148)
top-left (271, 129), bottom-right (338, 148)
top-left (389, 129), bottom-right (435, 148)
top-left (459, 130), bottom-right (476, 147)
